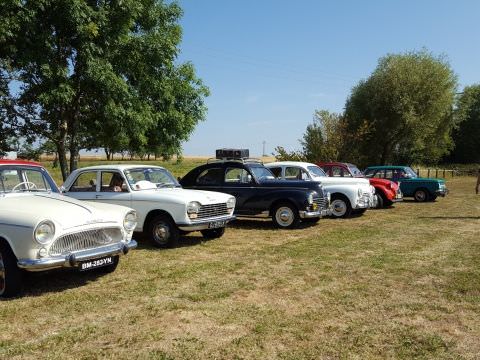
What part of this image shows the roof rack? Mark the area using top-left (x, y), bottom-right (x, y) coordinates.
top-left (206, 157), bottom-right (263, 164)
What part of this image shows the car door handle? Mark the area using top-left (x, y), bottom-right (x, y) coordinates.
top-left (95, 194), bottom-right (103, 199)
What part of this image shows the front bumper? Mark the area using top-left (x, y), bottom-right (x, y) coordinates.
top-left (299, 207), bottom-right (332, 219)
top-left (17, 240), bottom-right (137, 272)
top-left (177, 215), bottom-right (236, 231)
top-left (436, 188), bottom-right (449, 197)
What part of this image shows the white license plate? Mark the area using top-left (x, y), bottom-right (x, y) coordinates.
top-left (79, 256), bottom-right (114, 271)
top-left (208, 220), bottom-right (225, 229)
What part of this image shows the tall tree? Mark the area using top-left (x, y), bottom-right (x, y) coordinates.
top-left (344, 50), bottom-right (457, 167)
top-left (0, 0), bottom-right (208, 180)
top-left (449, 85), bottom-right (480, 163)
top-left (300, 110), bottom-right (345, 162)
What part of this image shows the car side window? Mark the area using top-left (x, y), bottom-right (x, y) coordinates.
top-left (196, 168), bottom-right (223, 185)
top-left (285, 167), bottom-right (308, 180)
top-left (101, 171), bottom-right (128, 192)
top-left (69, 171), bottom-right (98, 192)
top-left (225, 168), bottom-right (251, 184)
top-left (373, 170), bottom-right (384, 179)
top-left (269, 167), bottom-right (282, 178)
top-left (24, 169), bottom-right (51, 191)
top-left (385, 169), bottom-right (393, 179)
top-left (332, 166), bottom-right (344, 177)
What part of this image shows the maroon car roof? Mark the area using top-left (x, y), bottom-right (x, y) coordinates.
top-left (0, 159), bottom-right (43, 167)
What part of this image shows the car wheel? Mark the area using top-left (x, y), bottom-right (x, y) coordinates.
top-left (95, 256), bottom-right (119, 274)
top-left (375, 190), bottom-right (384, 208)
top-left (272, 202), bottom-right (300, 229)
top-left (414, 188), bottom-right (429, 202)
top-left (148, 215), bottom-right (179, 248)
top-left (201, 227), bottom-right (226, 239)
top-left (0, 242), bottom-right (23, 298)
top-left (330, 195), bottom-right (352, 218)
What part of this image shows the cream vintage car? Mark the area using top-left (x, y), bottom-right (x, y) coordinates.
top-left (265, 161), bottom-right (377, 218)
top-left (62, 165), bottom-right (236, 248)
top-left (0, 160), bottom-right (138, 298)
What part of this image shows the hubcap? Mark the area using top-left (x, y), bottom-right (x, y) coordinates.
top-left (0, 252), bottom-right (5, 295)
top-left (153, 222), bottom-right (170, 245)
top-left (331, 199), bottom-right (347, 217)
top-left (415, 191), bottom-right (426, 201)
top-left (275, 207), bottom-right (294, 227)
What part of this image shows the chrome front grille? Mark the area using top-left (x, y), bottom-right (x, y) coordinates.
top-left (313, 196), bottom-right (328, 210)
top-left (49, 227), bottom-right (123, 256)
top-left (197, 203), bottom-right (229, 219)
top-left (359, 192), bottom-right (372, 206)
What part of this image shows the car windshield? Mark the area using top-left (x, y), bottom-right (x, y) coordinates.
top-left (307, 165), bottom-right (326, 177)
top-left (250, 166), bottom-right (276, 181)
top-left (404, 167), bottom-right (418, 178)
top-left (124, 167), bottom-right (180, 190)
top-left (348, 165), bottom-right (363, 177)
top-left (0, 166), bottom-right (56, 193)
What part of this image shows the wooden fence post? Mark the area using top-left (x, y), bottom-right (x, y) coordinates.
top-left (427, 169), bottom-right (430, 177)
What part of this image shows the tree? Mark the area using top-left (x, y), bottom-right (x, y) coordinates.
top-left (344, 50), bottom-right (457, 167)
top-left (448, 85), bottom-right (480, 163)
top-left (300, 110), bottom-right (345, 162)
top-left (0, 0), bottom-right (208, 180)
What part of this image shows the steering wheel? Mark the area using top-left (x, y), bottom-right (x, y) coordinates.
top-left (12, 181), bottom-right (38, 191)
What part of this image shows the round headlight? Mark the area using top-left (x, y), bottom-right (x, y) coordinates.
top-left (123, 211), bottom-right (137, 231)
top-left (34, 220), bottom-right (55, 245)
top-left (227, 197), bottom-right (236, 209)
top-left (187, 201), bottom-right (201, 214)
top-left (307, 192), bottom-right (314, 204)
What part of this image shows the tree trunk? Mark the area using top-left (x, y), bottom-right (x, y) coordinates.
top-left (105, 148), bottom-right (111, 160)
top-left (57, 141), bottom-right (68, 181)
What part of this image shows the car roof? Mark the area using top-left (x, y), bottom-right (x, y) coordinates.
top-left (365, 165), bottom-right (408, 170)
top-left (265, 161), bottom-right (318, 168)
top-left (0, 159), bottom-right (43, 167)
top-left (72, 164), bottom-right (167, 172)
top-left (317, 162), bottom-right (358, 167)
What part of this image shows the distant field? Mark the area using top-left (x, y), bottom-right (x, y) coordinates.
top-left (1, 162), bottom-right (479, 359)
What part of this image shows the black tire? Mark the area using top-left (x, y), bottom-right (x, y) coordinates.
top-left (272, 202), bottom-right (300, 229)
top-left (201, 227), bottom-right (226, 239)
top-left (330, 194), bottom-right (352, 218)
top-left (148, 215), bottom-right (180, 248)
top-left (0, 241), bottom-right (23, 298)
top-left (414, 188), bottom-right (429, 202)
top-left (95, 256), bottom-right (119, 274)
top-left (375, 190), bottom-right (384, 209)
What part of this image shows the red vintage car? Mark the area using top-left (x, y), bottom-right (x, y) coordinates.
top-left (317, 162), bottom-right (403, 208)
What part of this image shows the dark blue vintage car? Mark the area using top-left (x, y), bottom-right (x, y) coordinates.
top-left (180, 157), bottom-right (331, 228)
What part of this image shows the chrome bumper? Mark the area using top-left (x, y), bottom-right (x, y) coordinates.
top-left (177, 215), bottom-right (236, 231)
top-left (18, 240), bottom-right (137, 272)
top-left (299, 207), bottom-right (332, 219)
top-left (436, 189), bottom-right (449, 197)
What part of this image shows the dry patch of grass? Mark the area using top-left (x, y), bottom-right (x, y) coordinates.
top-left (1, 168), bottom-right (479, 359)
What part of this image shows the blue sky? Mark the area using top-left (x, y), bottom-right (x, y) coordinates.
top-left (177, 0), bottom-right (480, 156)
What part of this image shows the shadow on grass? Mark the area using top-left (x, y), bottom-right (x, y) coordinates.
top-left (229, 218), bottom-right (315, 230)
top-left (4, 267), bottom-right (110, 300)
top-left (133, 232), bottom-right (213, 250)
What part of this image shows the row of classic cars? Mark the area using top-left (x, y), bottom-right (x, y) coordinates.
top-left (0, 149), bottom-right (448, 297)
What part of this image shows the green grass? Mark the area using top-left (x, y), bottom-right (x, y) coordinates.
top-left (1, 161), bottom-right (479, 359)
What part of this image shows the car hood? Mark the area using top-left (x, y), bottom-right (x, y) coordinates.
top-left (130, 187), bottom-right (233, 204)
top-left (0, 192), bottom-right (124, 230)
top-left (311, 176), bottom-right (370, 187)
top-left (367, 178), bottom-right (398, 188)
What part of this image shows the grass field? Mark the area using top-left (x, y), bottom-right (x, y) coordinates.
top-left (1, 160), bottom-right (479, 359)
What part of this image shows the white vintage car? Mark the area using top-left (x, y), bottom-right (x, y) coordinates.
top-left (62, 165), bottom-right (236, 247)
top-left (0, 160), bottom-right (137, 298)
top-left (265, 161), bottom-right (376, 218)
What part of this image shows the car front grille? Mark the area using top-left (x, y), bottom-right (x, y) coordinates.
top-left (49, 227), bottom-right (123, 256)
top-left (313, 196), bottom-right (329, 210)
top-left (359, 192), bottom-right (372, 206)
top-left (197, 203), bottom-right (230, 219)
